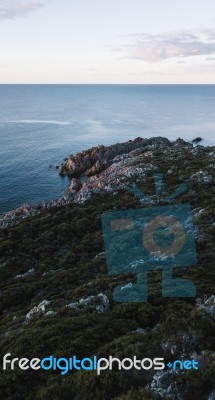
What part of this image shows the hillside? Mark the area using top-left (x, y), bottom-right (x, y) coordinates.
top-left (0, 137), bottom-right (215, 400)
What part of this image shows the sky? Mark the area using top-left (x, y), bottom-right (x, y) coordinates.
top-left (0, 0), bottom-right (215, 83)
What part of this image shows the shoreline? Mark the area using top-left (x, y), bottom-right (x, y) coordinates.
top-left (1, 136), bottom-right (214, 229)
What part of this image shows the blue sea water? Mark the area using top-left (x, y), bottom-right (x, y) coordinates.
top-left (0, 84), bottom-right (215, 215)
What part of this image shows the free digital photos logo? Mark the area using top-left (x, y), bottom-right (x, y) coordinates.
top-left (101, 173), bottom-right (198, 302)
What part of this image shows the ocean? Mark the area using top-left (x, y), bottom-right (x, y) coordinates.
top-left (0, 84), bottom-right (215, 215)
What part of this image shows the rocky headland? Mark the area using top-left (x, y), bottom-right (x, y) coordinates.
top-left (1, 135), bottom-right (214, 229)
top-left (0, 136), bottom-right (214, 400)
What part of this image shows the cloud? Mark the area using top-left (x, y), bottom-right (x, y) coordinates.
top-left (0, 0), bottom-right (45, 20)
top-left (122, 29), bottom-right (215, 62)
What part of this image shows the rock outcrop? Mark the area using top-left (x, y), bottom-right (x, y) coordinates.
top-left (25, 300), bottom-right (51, 322)
top-left (148, 370), bottom-right (183, 400)
top-left (58, 136), bottom-right (171, 176)
top-left (196, 295), bottom-right (215, 316)
top-left (67, 293), bottom-right (110, 314)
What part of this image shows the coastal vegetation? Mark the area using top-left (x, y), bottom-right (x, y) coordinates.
top-left (0, 138), bottom-right (214, 399)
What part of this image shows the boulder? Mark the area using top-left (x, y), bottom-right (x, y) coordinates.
top-left (25, 300), bottom-right (51, 322)
top-left (68, 178), bottom-right (82, 192)
top-left (196, 295), bottom-right (215, 316)
top-left (67, 293), bottom-right (110, 314)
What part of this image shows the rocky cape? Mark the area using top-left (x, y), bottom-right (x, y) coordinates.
top-left (1, 135), bottom-right (213, 229)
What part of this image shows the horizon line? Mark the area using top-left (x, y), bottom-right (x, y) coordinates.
top-left (1, 83), bottom-right (215, 85)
